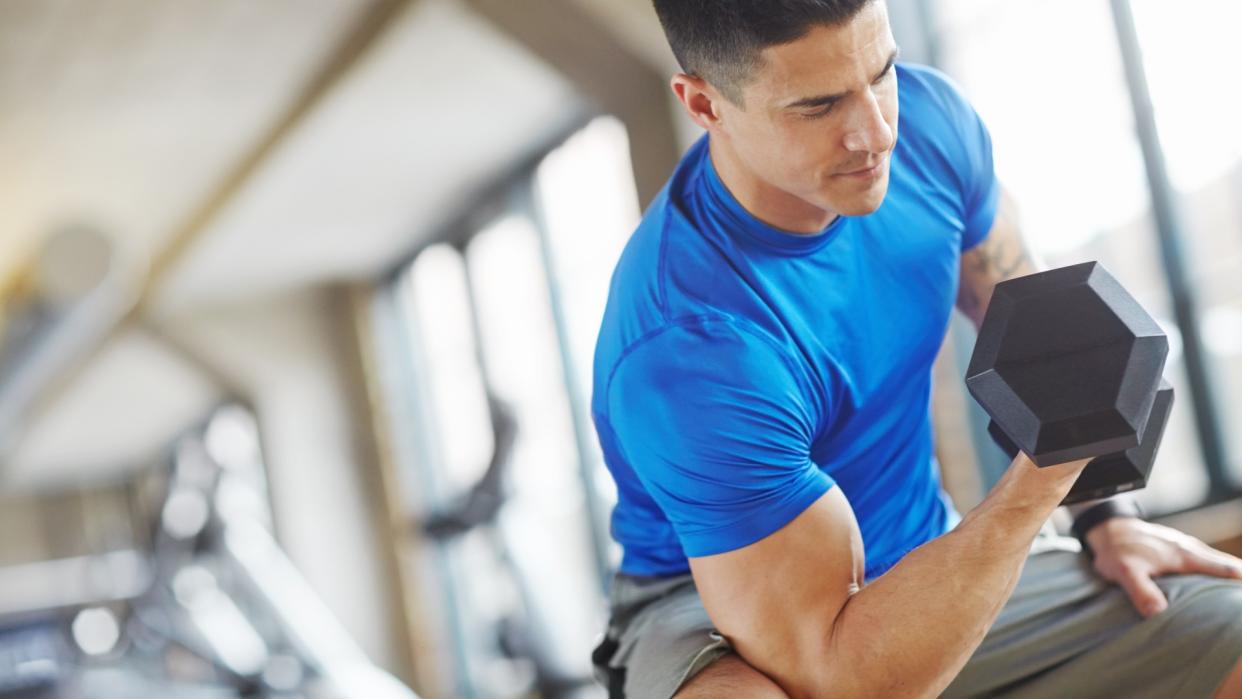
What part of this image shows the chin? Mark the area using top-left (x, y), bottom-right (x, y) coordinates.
top-left (824, 192), bottom-right (884, 217)
top-left (837, 199), bottom-right (884, 216)
top-left (824, 182), bottom-right (889, 217)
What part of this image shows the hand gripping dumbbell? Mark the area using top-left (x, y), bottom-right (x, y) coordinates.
top-left (964, 261), bottom-right (1174, 505)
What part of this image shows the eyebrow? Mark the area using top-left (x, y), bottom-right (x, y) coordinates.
top-left (783, 47), bottom-right (901, 110)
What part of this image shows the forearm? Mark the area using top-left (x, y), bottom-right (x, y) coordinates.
top-left (801, 457), bottom-right (1084, 699)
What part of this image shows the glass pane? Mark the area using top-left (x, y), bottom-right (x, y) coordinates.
top-left (938, 1), bottom-right (1148, 256)
top-left (403, 244), bottom-right (506, 697)
top-left (933, 0), bottom-right (1210, 512)
top-left (1132, 0), bottom-right (1242, 487)
top-left (535, 116), bottom-right (640, 396)
top-left (1131, 0), bottom-right (1242, 193)
top-left (405, 244), bottom-right (493, 495)
top-left (467, 218), bottom-right (579, 511)
top-left (466, 215), bottom-right (602, 676)
top-left (534, 116), bottom-right (641, 519)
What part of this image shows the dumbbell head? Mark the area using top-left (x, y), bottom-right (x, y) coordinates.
top-left (1062, 379), bottom-right (1174, 503)
top-left (966, 261), bottom-right (1169, 467)
top-left (988, 380), bottom-right (1174, 503)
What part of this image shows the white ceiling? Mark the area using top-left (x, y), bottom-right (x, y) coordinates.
top-left (154, 0), bottom-right (577, 313)
top-left (0, 0), bottom-right (370, 293)
top-left (0, 0), bottom-right (577, 311)
top-left (566, 0), bottom-right (678, 73)
top-left (0, 0), bottom-right (579, 482)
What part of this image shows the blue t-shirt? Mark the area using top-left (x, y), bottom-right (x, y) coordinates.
top-left (591, 64), bottom-right (1000, 581)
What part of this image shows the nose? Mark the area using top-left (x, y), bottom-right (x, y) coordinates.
top-left (841, 91), bottom-right (893, 154)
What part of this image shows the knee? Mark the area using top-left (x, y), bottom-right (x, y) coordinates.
top-left (1205, 591), bottom-right (1242, 699)
top-left (1215, 589), bottom-right (1242, 649)
top-left (675, 654), bottom-right (790, 698)
top-left (1167, 576), bottom-right (1242, 650)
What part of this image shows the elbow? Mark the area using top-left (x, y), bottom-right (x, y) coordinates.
top-left (764, 626), bottom-right (865, 699)
top-left (782, 668), bottom-right (941, 699)
top-left (778, 670), bottom-right (868, 699)
top-left (774, 610), bottom-right (942, 699)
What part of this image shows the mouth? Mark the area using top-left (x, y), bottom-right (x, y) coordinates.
top-left (835, 157), bottom-right (886, 180)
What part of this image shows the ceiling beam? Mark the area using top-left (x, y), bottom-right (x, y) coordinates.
top-left (463, 0), bottom-right (682, 208)
top-left (15, 0), bottom-right (416, 411)
top-left (140, 0), bottom-right (417, 307)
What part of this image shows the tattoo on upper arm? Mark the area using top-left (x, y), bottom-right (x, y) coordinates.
top-left (958, 194), bottom-right (1038, 323)
top-left (957, 275), bottom-right (985, 322)
top-left (968, 200), bottom-right (1033, 280)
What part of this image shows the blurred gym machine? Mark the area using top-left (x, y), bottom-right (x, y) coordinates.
top-left (0, 224), bottom-right (139, 458)
top-left (419, 393), bottom-right (597, 699)
top-left (0, 404), bottom-right (419, 699)
top-left (0, 224), bottom-right (418, 697)
top-left (376, 231), bottom-right (604, 698)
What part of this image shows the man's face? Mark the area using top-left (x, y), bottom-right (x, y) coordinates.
top-left (715, 2), bottom-right (900, 218)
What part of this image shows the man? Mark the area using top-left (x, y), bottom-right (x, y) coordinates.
top-left (588, 1), bottom-right (1242, 697)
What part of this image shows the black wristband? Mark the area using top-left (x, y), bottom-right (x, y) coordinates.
top-left (1072, 498), bottom-right (1144, 556)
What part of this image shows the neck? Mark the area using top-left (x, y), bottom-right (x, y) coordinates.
top-left (708, 136), bottom-right (839, 234)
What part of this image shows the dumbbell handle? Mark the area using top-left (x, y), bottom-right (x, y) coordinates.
top-left (984, 382), bottom-right (1173, 505)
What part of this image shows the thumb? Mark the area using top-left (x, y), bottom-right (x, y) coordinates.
top-left (1116, 567), bottom-right (1168, 618)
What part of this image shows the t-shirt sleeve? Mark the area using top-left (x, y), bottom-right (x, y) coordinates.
top-left (927, 69), bottom-right (1001, 251)
top-left (603, 319), bottom-right (835, 558)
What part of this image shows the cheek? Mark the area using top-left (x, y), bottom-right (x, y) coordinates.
top-left (781, 121), bottom-right (840, 163)
top-left (758, 121), bottom-right (823, 176)
top-left (792, 135), bottom-right (840, 186)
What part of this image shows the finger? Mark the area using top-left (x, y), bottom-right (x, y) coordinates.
top-left (1184, 548), bottom-right (1242, 579)
top-left (1117, 568), bottom-right (1168, 618)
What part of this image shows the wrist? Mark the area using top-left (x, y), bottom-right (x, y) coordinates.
top-left (1072, 499), bottom-right (1144, 556)
top-left (993, 454), bottom-right (1083, 510)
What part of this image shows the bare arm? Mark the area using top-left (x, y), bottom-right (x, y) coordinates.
top-left (956, 187), bottom-right (1041, 328)
top-left (955, 189), bottom-right (1104, 522)
top-left (691, 453), bottom-right (1089, 699)
top-left (685, 188), bottom-right (1090, 697)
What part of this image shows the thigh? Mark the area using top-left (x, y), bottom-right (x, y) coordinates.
top-left (943, 540), bottom-right (1242, 699)
top-left (594, 573), bottom-right (735, 699)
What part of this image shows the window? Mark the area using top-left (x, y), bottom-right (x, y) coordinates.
top-left (1129, 0), bottom-right (1242, 488)
top-left (931, 0), bottom-right (1240, 514)
top-left (379, 116), bottom-right (637, 696)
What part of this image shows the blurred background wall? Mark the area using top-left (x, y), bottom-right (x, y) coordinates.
top-left (0, 1), bottom-right (1239, 697)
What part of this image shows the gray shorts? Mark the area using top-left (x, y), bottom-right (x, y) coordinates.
top-left (591, 531), bottom-right (1242, 698)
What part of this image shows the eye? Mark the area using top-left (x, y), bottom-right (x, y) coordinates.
top-left (802, 103), bottom-right (837, 119)
top-left (874, 66), bottom-right (895, 84)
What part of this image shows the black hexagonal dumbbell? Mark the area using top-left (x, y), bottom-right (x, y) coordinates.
top-left (965, 261), bottom-right (1174, 504)
top-left (987, 379), bottom-right (1174, 504)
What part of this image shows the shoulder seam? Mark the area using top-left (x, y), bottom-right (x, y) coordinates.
top-left (604, 314), bottom-right (727, 405)
top-left (602, 314), bottom-right (819, 422)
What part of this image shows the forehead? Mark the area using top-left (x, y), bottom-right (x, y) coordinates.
top-left (747, 3), bottom-right (895, 103)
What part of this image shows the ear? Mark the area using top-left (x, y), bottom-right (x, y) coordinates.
top-left (670, 73), bottom-right (726, 131)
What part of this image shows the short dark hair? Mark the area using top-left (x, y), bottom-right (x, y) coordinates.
top-left (652, 0), bottom-right (876, 104)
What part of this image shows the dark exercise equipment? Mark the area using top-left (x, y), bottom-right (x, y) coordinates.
top-left (965, 261), bottom-right (1174, 505)
top-left (421, 394), bottom-right (597, 699)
